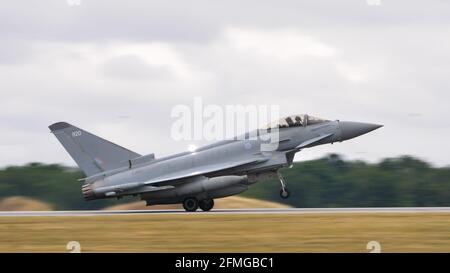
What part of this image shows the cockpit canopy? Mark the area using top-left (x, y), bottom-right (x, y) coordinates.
top-left (263, 114), bottom-right (329, 129)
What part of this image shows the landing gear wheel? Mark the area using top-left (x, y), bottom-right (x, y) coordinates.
top-left (199, 199), bottom-right (214, 211)
top-left (183, 197), bottom-right (199, 212)
top-left (277, 172), bottom-right (290, 199)
top-left (280, 188), bottom-right (290, 199)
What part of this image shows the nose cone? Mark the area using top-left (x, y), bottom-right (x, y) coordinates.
top-left (339, 121), bottom-right (382, 141)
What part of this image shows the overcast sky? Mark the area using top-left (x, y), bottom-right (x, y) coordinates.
top-left (1, 0), bottom-right (449, 168)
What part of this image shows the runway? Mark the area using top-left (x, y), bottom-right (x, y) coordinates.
top-left (0, 207), bottom-right (449, 217)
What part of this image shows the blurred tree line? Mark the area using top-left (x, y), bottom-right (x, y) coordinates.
top-left (244, 154), bottom-right (450, 207)
top-left (0, 163), bottom-right (123, 210)
top-left (0, 154), bottom-right (449, 209)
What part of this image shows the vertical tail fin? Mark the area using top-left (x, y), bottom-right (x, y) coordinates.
top-left (49, 122), bottom-right (140, 176)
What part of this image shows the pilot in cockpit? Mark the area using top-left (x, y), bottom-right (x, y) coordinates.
top-left (294, 116), bottom-right (303, 126)
top-left (286, 117), bottom-right (294, 127)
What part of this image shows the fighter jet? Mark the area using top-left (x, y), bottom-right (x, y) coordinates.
top-left (49, 115), bottom-right (382, 212)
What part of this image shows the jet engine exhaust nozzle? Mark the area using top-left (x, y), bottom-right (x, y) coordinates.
top-left (81, 183), bottom-right (96, 201)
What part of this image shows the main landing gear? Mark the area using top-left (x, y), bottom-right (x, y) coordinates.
top-left (199, 198), bottom-right (214, 211)
top-left (182, 197), bottom-right (215, 212)
top-left (278, 172), bottom-right (290, 199)
top-left (182, 197), bottom-right (198, 212)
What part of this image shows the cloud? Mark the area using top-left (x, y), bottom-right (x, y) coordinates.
top-left (0, 1), bottom-right (450, 167)
top-left (225, 28), bottom-right (338, 60)
top-left (102, 54), bottom-right (174, 81)
top-left (0, 39), bottom-right (34, 65)
top-left (2, 1), bottom-right (449, 46)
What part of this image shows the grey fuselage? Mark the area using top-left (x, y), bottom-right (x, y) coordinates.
top-left (83, 120), bottom-right (346, 205)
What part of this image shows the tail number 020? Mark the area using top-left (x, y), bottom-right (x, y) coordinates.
top-left (72, 131), bottom-right (82, 137)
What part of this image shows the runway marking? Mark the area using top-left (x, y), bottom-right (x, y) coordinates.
top-left (0, 207), bottom-right (449, 217)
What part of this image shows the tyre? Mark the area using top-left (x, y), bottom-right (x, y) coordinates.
top-left (280, 188), bottom-right (290, 199)
top-left (183, 197), bottom-right (199, 212)
top-left (199, 199), bottom-right (214, 211)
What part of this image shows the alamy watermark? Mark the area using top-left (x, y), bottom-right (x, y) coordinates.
top-left (171, 97), bottom-right (281, 151)
top-left (366, 0), bottom-right (381, 6)
top-left (67, 0), bottom-right (82, 6)
top-left (366, 241), bottom-right (381, 253)
top-left (66, 241), bottom-right (81, 253)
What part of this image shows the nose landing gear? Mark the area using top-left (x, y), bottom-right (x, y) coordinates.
top-left (280, 188), bottom-right (290, 199)
top-left (278, 172), bottom-right (290, 199)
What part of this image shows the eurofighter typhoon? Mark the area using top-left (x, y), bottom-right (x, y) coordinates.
top-left (49, 115), bottom-right (382, 211)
